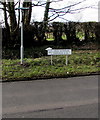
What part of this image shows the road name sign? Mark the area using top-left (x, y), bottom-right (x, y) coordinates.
top-left (47, 49), bottom-right (72, 55)
top-left (45, 47), bottom-right (72, 65)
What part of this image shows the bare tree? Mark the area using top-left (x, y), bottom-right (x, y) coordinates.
top-left (8, 0), bottom-right (17, 32)
top-left (23, 0), bottom-right (32, 27)
top-left (48, 0), bottom-right (96, 22)
top-left (0, 0), bottom-right (98, 47)
top-left (0, 0), bottom-right (33, 47)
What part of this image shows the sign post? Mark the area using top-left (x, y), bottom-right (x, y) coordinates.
top-left (51, 55), bottom-right (53, 65)
top-left (66, 55), bottom-right (68, 65)
top-left (46, 47), bottom-right (72, 65)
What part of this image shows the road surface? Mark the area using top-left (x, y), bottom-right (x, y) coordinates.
top-left (2, 75), bottom-right (99, 118)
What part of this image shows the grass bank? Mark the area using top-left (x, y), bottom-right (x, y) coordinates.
top-left (2, 50), bottom-right (100, 82)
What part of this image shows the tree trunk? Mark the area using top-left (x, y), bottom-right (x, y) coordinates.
top-left (43, 0), bottom-right (50, 29)
top-left (64, 22), bottom-right (77, 45)
top-left (95, 22), bottom-right (100, 44)
top-left (53, 22), bottom-right (63, 45)
top-left (8, 1), bottom-right (17, 32)
top-left (3, 1), bottom-right (10, 47)
top-left (41, 0), bottom-right (51, 43)
top-left (23, 0), bottom-right (32, 27)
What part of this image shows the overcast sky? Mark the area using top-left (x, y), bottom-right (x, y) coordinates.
top-left (31, 0), bottom-right (99, 22)
top-left (0, 0), bottom-right (99, 25)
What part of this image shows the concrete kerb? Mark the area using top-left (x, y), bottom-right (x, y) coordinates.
top-left (1, 73), bottom-right (99, 83)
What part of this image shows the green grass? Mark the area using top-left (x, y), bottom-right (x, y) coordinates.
top-left (46, 38), bottom-right (54, 41)
top-left (2, 50), bottom-right (100, 81)
top-left (46, 32), bottom-right (85, 41)
top-left (46, 33), bottom-right (54, 41)
top-left (62, 34), bottom-right (67, 40)
top-left (46, 33), bottom-right (67, 41)
top-left (76, 31), bottom-right (84, 40)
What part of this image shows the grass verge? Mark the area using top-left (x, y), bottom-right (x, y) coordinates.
top-left (2, 50), bottom-right (100, 82)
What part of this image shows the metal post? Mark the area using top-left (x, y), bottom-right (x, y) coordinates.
top-left (66, 55), bottom-right (68, 65)
top-left (20, 9), bottom-right (24, 64)
top-left (16, 7), bottom-right (29, 64)
top-left (51, 55), bottom-right (53, 65)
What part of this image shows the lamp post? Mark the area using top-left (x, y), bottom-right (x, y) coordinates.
top-left (16, 7), bottom-right (29, 64)
top-left (20, 8), bottom-right (24, 64)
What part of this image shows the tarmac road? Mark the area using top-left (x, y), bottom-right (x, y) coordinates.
top-left (2, 75), bottom-right (99, 118)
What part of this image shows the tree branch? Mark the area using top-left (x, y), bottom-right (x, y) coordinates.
top-left (49, 0), bottom-right (86, 11)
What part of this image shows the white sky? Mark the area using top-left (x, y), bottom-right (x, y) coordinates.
top-left (31, 0), bottom-right (99, 22)
top-left (0, 0), bottom-right (99, 25)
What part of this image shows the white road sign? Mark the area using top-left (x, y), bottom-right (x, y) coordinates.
top-left (46, 48), bottom-right (72, 65)
top-left (47, 49), bottom-right (72, 55)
